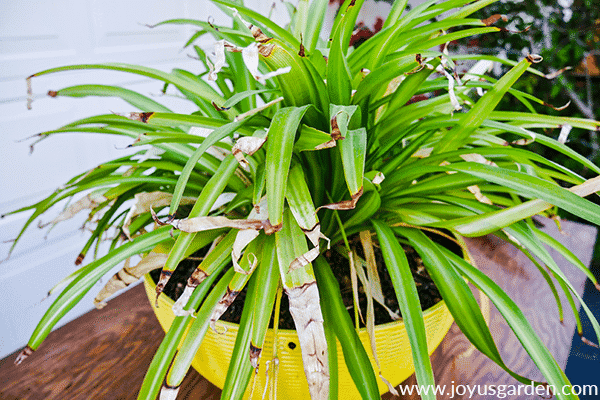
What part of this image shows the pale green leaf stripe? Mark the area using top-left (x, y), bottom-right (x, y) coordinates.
top-left (293, 0), bottom-right (309, 42)
top-left (440, 248), bottom-right (578, 400)
top-left (287, 162), bottom-right (319, 231)
top-left (253, 163), bottom-right (266, 205)
top-left (51, 84), bottom-right (172, 112)
top-left (266, 106), bottom-right (310, 227)
top-left (449, 162), bottom-right (600, 227)
top-left (436, 57), bottom-right (532, 154)
top-left (327, 0), bottom-right (364, 106)
top-left (368, 18), bottom-right (484, 72)
top-left (61, 113), bottom-right (161, 128)
top-left (339, 128), bottom-right (367, 196)
top-left (226, 239), bottom-right (261, 293)
top-left (372, 221), bottom-right (436, 400)
top-left (382, 0), bottom-right (408, 29)
top-left (304, 0), bottom-right (328, 52)
top-left (434, 174), bottom-right (600, 237)
top-left (327, 26), bottom-right (352, 106)
top-left (313, 256), bottom-right (380, 400)
top-left (394, 228), bottom-right (498, 356)
top-left (28, 226), bottom-right (175, 350)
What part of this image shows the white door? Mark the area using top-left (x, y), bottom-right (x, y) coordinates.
top-left (0, 0), bottom-right (284, 358)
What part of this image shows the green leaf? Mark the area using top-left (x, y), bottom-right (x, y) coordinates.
top-left (286, 162), bottom-right (319, 232)
top-left (339, 128), bottom-right (367, 197)
top-left (435, 57), bottom-right (533, 153)
top-left (532, 228), bottom-right (598, 285)
top-left (168, 123), bottom-right (245, 214)
top-left (448, 162), bottom-right (600, 227)
top-left (441, 248), bottom-right (579, 400)
top-left (222, 89), bottom-right (278, 109)
top-left (394, 226), bottom-right (542, 386)
top-left (211, 0), bottom-right (301, 49)
top-left (372, 221), bottom-right (436, 400)
top-left (327, 0), bottom-right (365, 106)
top-left (165, 267), bottom-right (236, 388)
top-left (265, 106), bottom-right (310, 228)
top-left (49, 84), bottom-right (172, 112)
top-left (29, 63), bottom-right (233, 118)
top-left (313, 256), bottom-right (380, 400)
top-left (275, 209), bottom-right (315, 288)
top-left (137, 257), bottom-right (228, 400)
top-left (249, 235), bottom-right (280, 350)
top-left (27, 227), bottom-right (175, 351)
top-left (161, 155), bottom-right (240, 285)
top-left (303, 0), bottom-right (328, 52)
top-left (221, 267), bottom-right (259, 400)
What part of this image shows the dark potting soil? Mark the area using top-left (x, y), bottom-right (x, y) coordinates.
top-left (149, 235), bottom-right (444, 330)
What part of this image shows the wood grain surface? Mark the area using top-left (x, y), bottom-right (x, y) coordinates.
top-left (0, 219), bottom-right (595, 400)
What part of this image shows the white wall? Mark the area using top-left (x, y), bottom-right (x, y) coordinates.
top-left (0, 0), bottom-right (287, 358)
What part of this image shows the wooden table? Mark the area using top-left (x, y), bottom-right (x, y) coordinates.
top-left (0, 220), bottom-right (595, 399)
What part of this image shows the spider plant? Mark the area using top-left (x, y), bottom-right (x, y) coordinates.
top-left (8, 0), bottom-right (600, 399)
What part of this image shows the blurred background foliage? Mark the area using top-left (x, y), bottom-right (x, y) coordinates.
top-left (465, 0), bottom-right (600, 170)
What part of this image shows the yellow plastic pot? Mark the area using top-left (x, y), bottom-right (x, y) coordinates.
top-left (144, 274), bottom-right (453, 399)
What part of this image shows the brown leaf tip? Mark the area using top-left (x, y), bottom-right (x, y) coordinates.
top-left (249, 342), bottom-right (262, 370)
top-left (150, 206), bottom-right (174, 226)
top-left (258, 43), bottom-right (275, 57)
top-left (212, 101), bottom-right (230, 111)
top-left (160, 381), bottom-right (181, 400)
top-left (75, 253), bottom-right (85, 265)
top-left (298, 42), bottom-right (306, 57)
top-left (264, 221), bottom-right (282, 235)
top-left (26, 77), bottom-right (33, 110)
top-left (127, 112), bottom-right (154, 123)
top-left (543, 100), bottom-right (571, 111)
top-left (188, 269), bottom-right (209, 287)
top-left (47, 90), bottom-right (58, 98)
top-left (482, 14), bottom-right (507, 26)
top-left (14, 346), bottom-right (34, 365)
top-left (526, 54), bottom-right (543, 64)
top-left (250, 25), bottom-right (271, 43)
top-left (581, 336), bottom-right (600, 348)
top-left (155, 271), bottom-right (172, 293)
